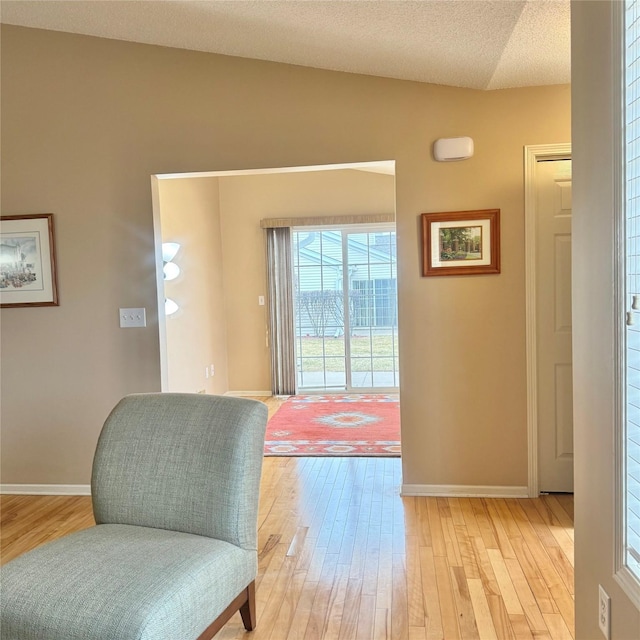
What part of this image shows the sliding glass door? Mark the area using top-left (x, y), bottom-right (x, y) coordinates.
top-left (292, 225), bottom-right (398, 391)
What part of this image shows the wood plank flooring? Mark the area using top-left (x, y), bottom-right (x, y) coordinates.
top-left (0, 458), bottom-right (574, 639)
top-left (1, 397), bottom-right (574, 639)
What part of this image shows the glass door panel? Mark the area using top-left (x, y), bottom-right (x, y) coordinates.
top-left (347, 230), bottom-right (398, 389)
top-left (293, 230), bottom-right (347, 390)
top-left (293, 226), bottom-right (398, 391)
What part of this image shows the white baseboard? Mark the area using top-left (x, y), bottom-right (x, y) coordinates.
top-left (0, 484), bottom-right (91, 496)
top-left (401, 484), bottom-right (529, 498)
top-left (225, 391), bottom-right (273, 397)
top-left (2, 482), bottom-right (527, 499)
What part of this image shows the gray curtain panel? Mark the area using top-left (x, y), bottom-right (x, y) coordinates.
top-left (266, 227), bottom-right (296, 396)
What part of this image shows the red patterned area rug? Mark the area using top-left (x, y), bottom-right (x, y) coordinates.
top-left (264, 394), bottom-right (400, 457)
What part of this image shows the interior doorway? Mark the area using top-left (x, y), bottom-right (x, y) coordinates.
top-left (151, 160), bottom-right (398, 400)
top-left (292, 225), bottom-right (399, 392)
top-left (525, 144), bottom-right (573, 495)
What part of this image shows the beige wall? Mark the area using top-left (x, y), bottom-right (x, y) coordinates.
top-left (0, 25), bottom-right (570, 492)
top-left (572, 2), bottom-right (640, 638)
top-left (218, 169), bottom-right (396, 392)
top-left (157, 177), bottom-right (229, 395)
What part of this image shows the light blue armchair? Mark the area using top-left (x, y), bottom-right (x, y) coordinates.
top-left (1, 393), bottom-right (268, 640)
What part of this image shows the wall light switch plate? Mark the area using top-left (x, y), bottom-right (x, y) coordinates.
top-left (119, 308), bottom-right (146, 328)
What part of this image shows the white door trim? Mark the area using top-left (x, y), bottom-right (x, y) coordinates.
top-left (524, 143), bottom-right (572, 498)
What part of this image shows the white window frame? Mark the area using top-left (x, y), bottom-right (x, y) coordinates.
top-left (616, 0), bottom-right (640, 609)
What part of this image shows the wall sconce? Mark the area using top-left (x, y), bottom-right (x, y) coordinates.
top-left (162, 242), bottom-right (181, 315)
top-left (165, 298), bottom-right (179, 316)
top-left (163, 261), bottom-right (180, 281)
top-left (161, 242), bottom-right (181, 281)
top-left (162, 242), bottom-right (180, 262)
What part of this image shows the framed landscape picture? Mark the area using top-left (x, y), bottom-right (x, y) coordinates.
top-left (421, 209), bottom-right (500, 277)
top-left (0, 214), bottom-right (59, 307)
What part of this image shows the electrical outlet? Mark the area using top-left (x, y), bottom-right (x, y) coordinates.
top-left (598, 585), bottom-right (610, 639)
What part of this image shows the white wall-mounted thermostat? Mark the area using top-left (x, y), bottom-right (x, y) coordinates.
top-left (433, 136), bottom-right (474, 162)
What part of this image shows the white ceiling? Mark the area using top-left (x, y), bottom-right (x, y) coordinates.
top-left (0, 0), bottom-right (570, 91)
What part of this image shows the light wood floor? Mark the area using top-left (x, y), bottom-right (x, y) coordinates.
top-left (1, 397), bottom-right (574, 639)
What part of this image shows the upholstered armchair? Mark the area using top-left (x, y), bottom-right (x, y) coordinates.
top-left (1, 393), bottom-right (268, 640)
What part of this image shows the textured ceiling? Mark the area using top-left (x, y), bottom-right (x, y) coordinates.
top-left (0, 0), bottom-right (571, 90)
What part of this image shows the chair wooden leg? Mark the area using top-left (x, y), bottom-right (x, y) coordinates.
top-left (196, 581), bottom-right (257, 640)
top-left (239, 581), bottom-right (256, 631)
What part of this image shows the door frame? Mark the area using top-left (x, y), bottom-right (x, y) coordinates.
top-left (524, 143), bottom-right (572, 497)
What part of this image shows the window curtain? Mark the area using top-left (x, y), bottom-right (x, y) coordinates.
top-left (266, 227), bottom-right (296, 396)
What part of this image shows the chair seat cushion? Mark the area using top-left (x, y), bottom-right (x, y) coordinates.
top-left (1, 524), bottom-right (257, 640)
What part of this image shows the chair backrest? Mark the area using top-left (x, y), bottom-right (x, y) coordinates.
top-left (91, 393), bottom-right (268, 550)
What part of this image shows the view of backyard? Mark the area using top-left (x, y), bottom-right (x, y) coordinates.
top-left (297, 333), bottom-right (398, 372)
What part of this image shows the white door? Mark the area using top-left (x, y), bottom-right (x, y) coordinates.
top-left (536, 158), bottom-right (573, 492)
